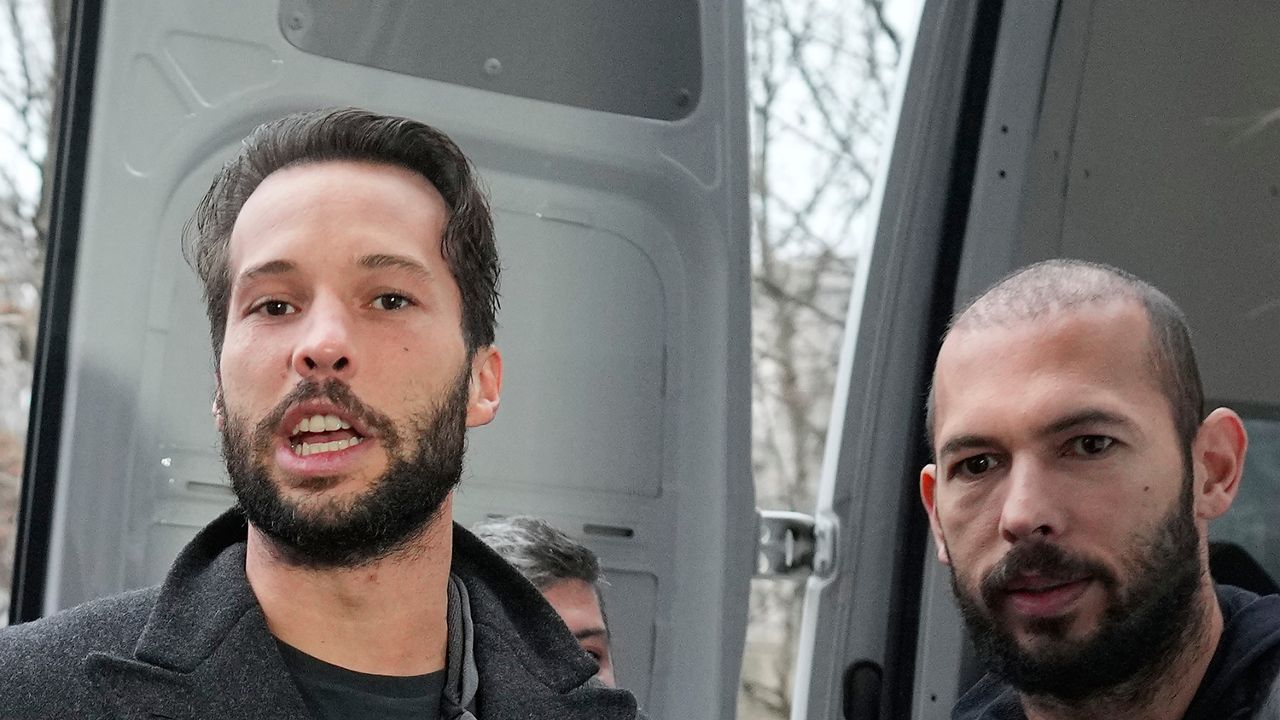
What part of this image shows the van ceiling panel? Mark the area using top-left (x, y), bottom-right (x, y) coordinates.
top-left (40, 2), bottom-right (751, 718)
top-left (278, 0), bottom-right (703, 121)
top-left (1020, 2), bottom-right (1280, 407)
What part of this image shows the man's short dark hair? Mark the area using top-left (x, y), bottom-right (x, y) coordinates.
top-left (926, 259), bottom-right (1204, 453)
top-left (183, 107), bottom-right (500, 362)
top-left (472, 515), bottom-right (605, 592)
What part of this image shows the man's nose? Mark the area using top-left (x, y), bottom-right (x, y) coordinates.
top-left (292, 299), bottom-right (355, 378)
top-left (997, 459), bottom-right (1065, 544)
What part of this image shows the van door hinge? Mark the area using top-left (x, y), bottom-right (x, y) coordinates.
top-left (755, 510), bottom-right (837, 579)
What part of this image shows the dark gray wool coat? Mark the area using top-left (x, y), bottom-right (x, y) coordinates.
top-left (0, 509), bottom-right (641, 719)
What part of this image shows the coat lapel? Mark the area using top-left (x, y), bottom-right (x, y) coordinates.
top-left (84, 628), bottom-right (309, 720)
top-left (82, 510), bottom-right (311, 720)
top-left (76, 511), bottom-right (637, 719)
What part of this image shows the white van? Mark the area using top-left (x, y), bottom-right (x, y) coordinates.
top-left (10, 2), bottom-right (1278, 718)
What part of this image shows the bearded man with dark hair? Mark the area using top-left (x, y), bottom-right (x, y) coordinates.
top-left (0, 108), bottom-right (641, 720)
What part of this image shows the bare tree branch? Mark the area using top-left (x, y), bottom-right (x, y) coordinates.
top-left (865, 0), bottom-right (903, 59)
top-left (741, 679), bottom-right (790, 716)
top-left (755, 275), bottom-right (845, 327)
top-left (741, 3), bottom-right (911, 719)
top-left (5, 0), bottom-right (40, 156)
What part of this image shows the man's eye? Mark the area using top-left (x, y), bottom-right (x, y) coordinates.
top-left (1070, 435), bottom-right (1115, 456)
top-left (257, 300), bottom-right (295, 316)
top-left (955, 454), bottom-right (1000, 478)
top-left (373, 293), bottom-right (412, 311)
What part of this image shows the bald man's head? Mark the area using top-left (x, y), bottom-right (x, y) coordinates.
top-left (926, 259), bottom-right (1203, 453)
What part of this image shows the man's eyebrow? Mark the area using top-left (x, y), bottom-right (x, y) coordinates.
top-left (1038, 409), bottom-right (1137, 437)
top-left (937, 434), bottom-right (997, 461)
top-left (573, 627), bottom-right (609, 641)
top-left (237, 259), bottom-right (296, 285)
top-left (936, 410), bottom-right (1138, 459)
top-left (358, 253), bottom-right (434, 281)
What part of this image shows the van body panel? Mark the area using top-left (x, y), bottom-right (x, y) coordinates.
top-left (20, 2), bottom-right (753, 717)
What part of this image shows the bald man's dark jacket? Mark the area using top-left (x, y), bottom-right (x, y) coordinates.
top-left (953, 585), bottom-right (1280, 720)
top-left (0, 509), bottom-right (640, 719)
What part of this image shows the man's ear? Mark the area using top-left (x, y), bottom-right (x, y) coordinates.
top-left (1193, 407), bottom-right (1247, 521)
top-left (466, 346), bottom-right (502, 428)
top-left (921, 463), bottom-right (950, 565)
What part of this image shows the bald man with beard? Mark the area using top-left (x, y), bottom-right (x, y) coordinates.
top-left (920, 259), bottom-right (1280, 720)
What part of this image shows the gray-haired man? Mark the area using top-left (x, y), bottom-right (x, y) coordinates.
top-left (473, 516), bottom-right (616, 687)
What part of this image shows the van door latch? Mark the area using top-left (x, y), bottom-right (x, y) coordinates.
top-left (755, 510), bottom-right (837, 579)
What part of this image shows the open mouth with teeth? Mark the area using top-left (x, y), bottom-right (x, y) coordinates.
top-left (288, 413), bottom-right (366, 457)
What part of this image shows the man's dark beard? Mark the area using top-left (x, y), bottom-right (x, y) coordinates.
top-left (949, 473), bottom-right (1202, 704)
top-left (219, 369), bottom-right (470, 569)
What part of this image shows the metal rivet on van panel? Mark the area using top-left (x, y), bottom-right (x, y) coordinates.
top-left (483, 58), bottom-right (503, 76)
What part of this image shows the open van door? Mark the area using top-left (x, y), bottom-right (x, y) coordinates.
top-left (777, 1), bottom-right (1006, 717)
top-left (13, 2), bottom-right (756, 718)
top-left (791, 0), bottom-right (1280, 717)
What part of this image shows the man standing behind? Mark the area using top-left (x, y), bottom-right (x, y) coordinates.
top-left (0, 108), bottom-right (639, 720)
top-left (473, 515), bottom-right (617, 687)
top-left (920, 259), bottom-right (1280, 719)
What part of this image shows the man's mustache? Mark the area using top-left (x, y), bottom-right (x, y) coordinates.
top-left (251, 378), bottom-right (399, 451)
top-left (980, 540), bottom-right (1117, 608)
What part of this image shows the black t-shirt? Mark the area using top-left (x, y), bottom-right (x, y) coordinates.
top-left (277, 640), bottom-right (446, 720)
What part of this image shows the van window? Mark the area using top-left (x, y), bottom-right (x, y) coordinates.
top-left (280, 0), bottom-right (702, 121)
top-left (0, 0), bottom-right (62, 625)
top-left (1212, 415), bottom-right (1280, 586)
